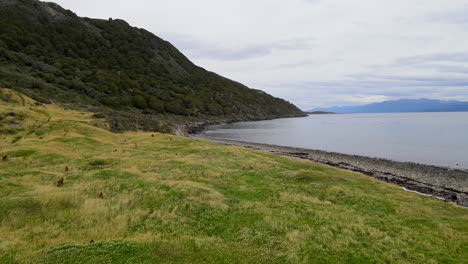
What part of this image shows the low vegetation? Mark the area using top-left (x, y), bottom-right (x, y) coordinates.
top-left (0, 90), bottom-right (466, 263)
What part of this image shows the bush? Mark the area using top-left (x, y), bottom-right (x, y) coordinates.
top-left (132, 95), bottom-right (147, 109)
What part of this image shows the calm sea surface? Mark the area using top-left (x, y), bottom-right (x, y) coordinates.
top-left (201, 112), bottom-right (468, 169)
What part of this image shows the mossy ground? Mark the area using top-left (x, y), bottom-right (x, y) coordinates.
top-left (0, 89), bottom-right (467, 263)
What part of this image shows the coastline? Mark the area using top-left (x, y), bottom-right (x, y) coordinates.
top-left (192, 135), bottom-right (468, 207)
top-left (178, 114), bottom-right (307, 135)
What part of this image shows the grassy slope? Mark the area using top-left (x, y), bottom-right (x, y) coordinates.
top-left (0, 89), bottom-right (467, 264)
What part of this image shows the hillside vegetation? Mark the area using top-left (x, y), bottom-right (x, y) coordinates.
top-left (0, 89), bottom-right (467, 263)
top-left (0, 0), bottom-right (304, 133)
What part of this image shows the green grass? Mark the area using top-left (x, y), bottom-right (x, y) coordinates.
top-left (0, 90), bottom-right (467, 263)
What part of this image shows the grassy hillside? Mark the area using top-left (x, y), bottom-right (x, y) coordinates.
top-left (0, 89), bottom-right (467, 263)
top-left (0, 0), bottom-right (304, 133)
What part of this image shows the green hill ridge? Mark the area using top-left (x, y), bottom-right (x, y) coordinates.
top-left (0, 0), bottom-right (304, 133)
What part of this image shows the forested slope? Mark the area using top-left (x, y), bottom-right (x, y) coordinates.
top-left (0, 0), bottom-right (304, 133)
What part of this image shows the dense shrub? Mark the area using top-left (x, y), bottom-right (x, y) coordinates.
top-left (0, 0), bottom-right (304, 133)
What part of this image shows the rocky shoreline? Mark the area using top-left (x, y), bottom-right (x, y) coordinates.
top-left (178, 114), bottom-right (307, 135)
top-left (193, 135), bottom-right (468, 207)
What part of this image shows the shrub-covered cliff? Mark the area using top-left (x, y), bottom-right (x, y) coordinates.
top-left (0, 0), bottom-right (305, 133)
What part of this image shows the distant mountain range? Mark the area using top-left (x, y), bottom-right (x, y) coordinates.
top-left (310, 99), bottom-right (468, 113)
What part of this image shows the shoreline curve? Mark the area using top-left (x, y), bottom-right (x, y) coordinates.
top-left (192, 135), bottom-right (468, 207)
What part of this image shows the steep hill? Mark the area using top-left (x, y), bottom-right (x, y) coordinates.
top-left (311, 99), bottom-right (468, 113)
top-left (0, 0), bottom-right (304, 133)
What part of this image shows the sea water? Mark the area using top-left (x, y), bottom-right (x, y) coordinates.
top-left (201, 112), bottom-right (468, 169)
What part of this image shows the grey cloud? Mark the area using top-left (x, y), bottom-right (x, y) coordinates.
top-left (164, 33), bottom-right (314, 61)
top-left (195, 46), bottom-right (270, 61)
top-left (272, 60), bottom-right (321, 69)
top-left (266, 49), bottom-right (468, 108)
top-left (395, 52), bottom-right (468, 66)
top-left (269, 72), bottom-right (468, 108)
top-left (434, 65), bottom-right (468, 73)
top-left (426, 6), bottom-right (468, 25)
top-left (344, 74), bottom-right (468, 88)
top-left (159, 34), bottom-right (268, 60)
top-left (273, 77), bottom-right (468, 109)
top-left (271, 38), bottom-right (315, 51)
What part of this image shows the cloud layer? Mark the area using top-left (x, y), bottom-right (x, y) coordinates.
top-left (50, 0), bottom-right (468, 109)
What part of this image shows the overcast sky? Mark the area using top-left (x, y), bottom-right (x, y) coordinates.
top-left (49, 0), bottom-right (468, 110)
